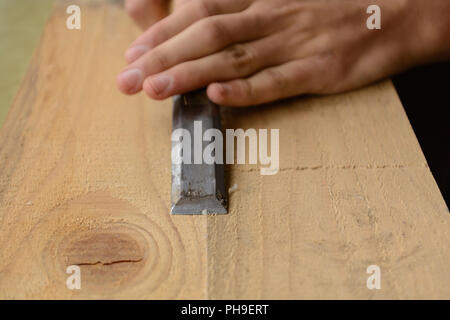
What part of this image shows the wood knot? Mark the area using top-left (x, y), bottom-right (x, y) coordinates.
top-left (60, 229), bottom-right (147, 293)
top-left (34, 191), bottom-right (178, 297)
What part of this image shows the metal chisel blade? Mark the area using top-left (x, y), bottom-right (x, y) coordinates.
top-left (171, 89), bottom-right (227, 215)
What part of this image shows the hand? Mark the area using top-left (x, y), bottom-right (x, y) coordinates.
top-left (118, 0), bottom-right (450, 106)
top-left (125, 0), bottom-right (189, 29)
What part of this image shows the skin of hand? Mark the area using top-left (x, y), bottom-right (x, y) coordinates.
top-left (124, 0), bottom-right (189, 29)
top-left (118, 0), bottom-right (450, 106)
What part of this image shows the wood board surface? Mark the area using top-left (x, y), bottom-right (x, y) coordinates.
top-left (0, 0), bottom-right (448, 299)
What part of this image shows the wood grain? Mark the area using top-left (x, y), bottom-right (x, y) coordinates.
top-left (211, 85), bottom-right (450, 299)
top-left (0, 0), bottom-right (206, 299)
top-left (0, 0), bottom-right (448, 299)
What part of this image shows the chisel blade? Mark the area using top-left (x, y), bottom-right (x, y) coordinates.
top-left (171, 90), bottom-right (227, 215)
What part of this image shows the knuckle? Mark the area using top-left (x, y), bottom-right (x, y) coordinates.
top-left (239, 80), bottom-right (254, 99)
top-left (251, 12), bottom-right (266, 31)
top-left (226, 45), bottom-right (255, 74)
top-left (256, 3), bottom-right (302, 32)
top-left (168, 73), bottom-right (180, 93)
top-left (148, 24), bottom-right (166, 47)
top-left (245, 9), bottom-right (269, 33)
top-left (266, 69), bottom-right (287, 90)
top-left (152, 49), bottom-right (169, 70)
top-left (310, 53), bottom-right (335, 93)
top-left (197, 0), bottom-right (214, 17)
top-left (204, 19), bottom-right (229, 46)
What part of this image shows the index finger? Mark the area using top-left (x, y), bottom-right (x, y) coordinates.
top-left (125, 0), bottom-right (251, 63)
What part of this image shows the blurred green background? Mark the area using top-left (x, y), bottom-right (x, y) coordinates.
top-left (0, 0), bottom-right (54, 127)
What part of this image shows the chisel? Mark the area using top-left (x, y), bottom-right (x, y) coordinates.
top-left (171, 89), bottom-right (228, 215)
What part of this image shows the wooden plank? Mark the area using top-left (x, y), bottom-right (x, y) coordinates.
top-left (210, 86), bottom-right (450, 299)
top-left (0, 0), bottom-right (207, 299)
top-left (0, 0), bottom-right (449, 299)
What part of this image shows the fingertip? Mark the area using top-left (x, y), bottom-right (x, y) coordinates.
top-left (207, 83), bottom-right (228, 105)
top-left (116, 68), bottom-right (143, 94)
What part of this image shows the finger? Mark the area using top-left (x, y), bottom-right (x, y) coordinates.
top-left (123, 12), bottom-right (266, 85)
top-left (206, 58), bottom-right (319, 106)
top-left (141, 38), bottom-right (283, 99)
top-left (173, 0), bottom-right (192, 9)
top-left (125, 0), bottom-right (169, 31)
top-left (125, 0), bottom-right (252, 63)
top-left (118, 12), bottom-right (265, 94)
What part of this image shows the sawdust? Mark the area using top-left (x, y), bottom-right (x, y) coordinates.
top-left (228, 184), bottom-right (238, 194)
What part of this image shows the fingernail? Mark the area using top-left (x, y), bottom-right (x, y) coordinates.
top-left (118, 68), bottom-right (143, 93)
top-left (125, 45), bottom-right (150, 63)
top-left (149, 75), bottom-right (171, 96)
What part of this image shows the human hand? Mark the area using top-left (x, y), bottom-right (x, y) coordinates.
top-left (125, 0), bottom-right (189, 29)
top-left (118, 0), bottom-right (450, 106)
